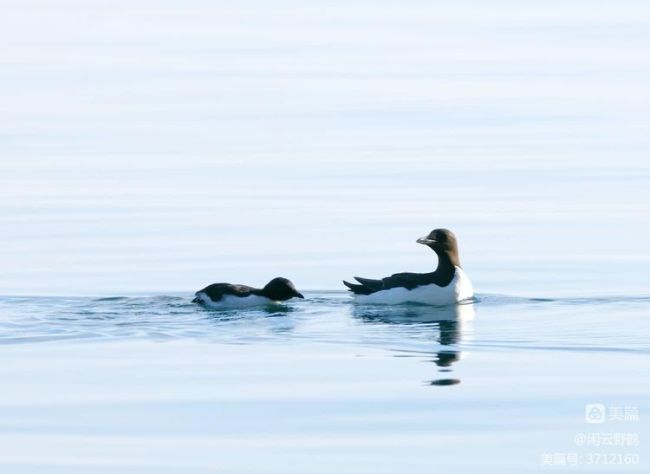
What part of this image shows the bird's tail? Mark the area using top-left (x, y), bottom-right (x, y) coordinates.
top-left (343, 280), bottom-right (375, 295)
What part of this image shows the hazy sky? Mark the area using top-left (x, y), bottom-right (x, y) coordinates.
top-left (1, 1), bottom-right (649, 294)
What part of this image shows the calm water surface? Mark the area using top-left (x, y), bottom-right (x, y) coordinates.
top-left (0, 293), bottom-right (648, 473)
top-left (1, 0), bottom-right (649, 472)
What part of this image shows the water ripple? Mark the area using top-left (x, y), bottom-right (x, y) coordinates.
top-left (0, 293), bottom-right (648, 358)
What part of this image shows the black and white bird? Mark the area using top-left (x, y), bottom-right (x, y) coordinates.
top-left (193, 277), bottom-right (304, 309)
top-left (343, 228), bottom-right (473, 305)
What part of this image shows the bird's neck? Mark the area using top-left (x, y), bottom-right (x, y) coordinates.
top-left (435, 249), bottom-right (460, 272)
top-left (259, 287), bottom-right (285, 301)
top-left (253, 288), bottom-right (270, 298)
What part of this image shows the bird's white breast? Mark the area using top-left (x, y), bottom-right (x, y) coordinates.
top-left (195, 292), bottom-right (275, 309)
top-left (352, 267), bottom-right (473, 305)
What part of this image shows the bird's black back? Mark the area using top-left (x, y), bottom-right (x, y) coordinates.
top-left (196, 283), bottom-right (260, 302)
top-left (344, 270), bottom-right (455, 295)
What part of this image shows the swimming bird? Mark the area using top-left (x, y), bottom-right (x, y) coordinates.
top-left (193, 277), bottom-right (304, 309)
top-left (343, 228), bottom-right (473, 305)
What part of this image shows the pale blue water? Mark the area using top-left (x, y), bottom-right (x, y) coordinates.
top-left (0, 293), bottom-right (648, 472)
top-left (1, 0), bottom-right (650, 472)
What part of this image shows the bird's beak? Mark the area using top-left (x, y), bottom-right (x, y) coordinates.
top-left (295, 292), bottom-right (304, 299)
top-left (416, 237), bottom-right (436, 245)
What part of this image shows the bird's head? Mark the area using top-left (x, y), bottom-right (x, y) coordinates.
top-left (416, 228), bottom-right (461, 266)
top-left (263, 277), bottom-right (304, 301)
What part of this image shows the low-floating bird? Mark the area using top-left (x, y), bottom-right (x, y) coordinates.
top-left (343, 228), bottom-right (473, 305)
top-left (193, 277), bottom-right (304, 309)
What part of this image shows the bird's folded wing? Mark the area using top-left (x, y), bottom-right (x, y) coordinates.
top-left (381, 272), bottom-right (421, 290)
top-left (199, 283), bottom-right (253, 301)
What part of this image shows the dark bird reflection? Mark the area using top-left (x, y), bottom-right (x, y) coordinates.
top-left (352, 302), bottom-right (475, 386)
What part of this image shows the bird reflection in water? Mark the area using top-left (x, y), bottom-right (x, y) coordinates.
top-left (352, 301), bottom-right (475, 387)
